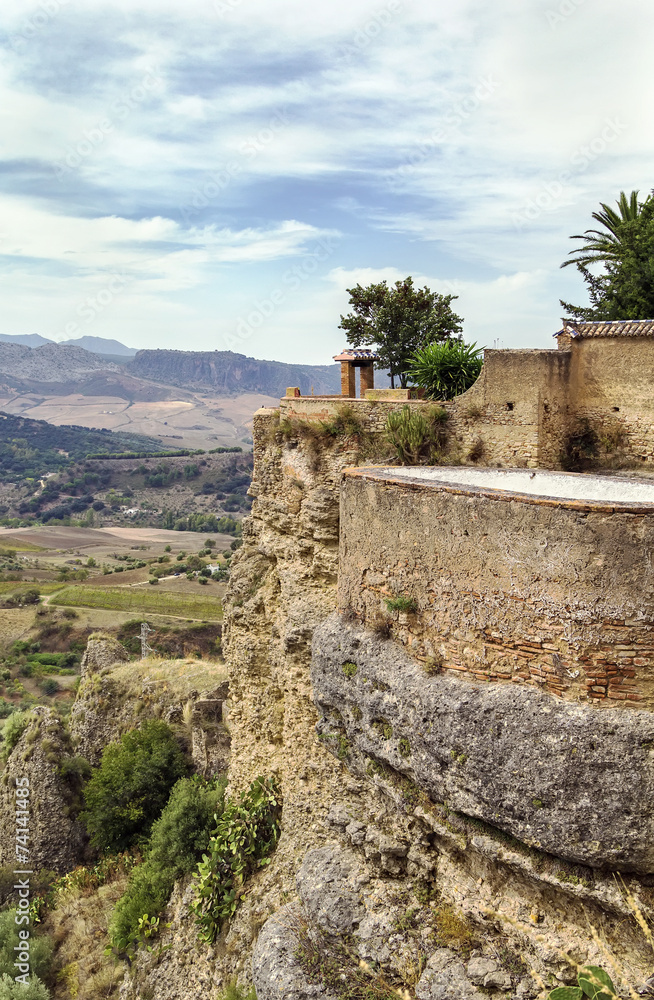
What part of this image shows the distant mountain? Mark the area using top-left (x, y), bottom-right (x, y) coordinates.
top-left (129, 349), bottom-right (341, 396)
top-left (59, 336), bottom-right (137, 357)
top-left (0, 342), bottom-right (120, 382)
top-left (0, 333), bottom-right (52, 348)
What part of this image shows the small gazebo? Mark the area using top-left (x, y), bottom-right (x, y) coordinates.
top-left (333, 348), bottom-right (378, 398)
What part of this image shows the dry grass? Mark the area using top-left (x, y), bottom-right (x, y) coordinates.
top-left (106, 656), bottom-right (227, 702)
top-left (44, 871), bottom-right (129, 1000)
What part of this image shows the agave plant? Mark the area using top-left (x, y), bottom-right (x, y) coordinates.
top-left (406, 339), bottom-right (483, 400)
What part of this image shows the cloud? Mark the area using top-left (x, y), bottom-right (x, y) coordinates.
top-left (0, 0), bottom-right (650, 362)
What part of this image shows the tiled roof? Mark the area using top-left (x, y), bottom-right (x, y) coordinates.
top-left (557, 319), bottom-right (654, 339)
top-left (333, 348), bottom-right (378, 361)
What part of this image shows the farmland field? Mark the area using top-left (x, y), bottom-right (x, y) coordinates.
top-left (50, 585), bottom-right (222, 620)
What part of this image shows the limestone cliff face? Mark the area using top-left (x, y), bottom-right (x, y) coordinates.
top-left (0, 707), bottom-right (87, 874)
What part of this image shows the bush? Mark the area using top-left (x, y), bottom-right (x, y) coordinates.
top-left (407, 339), bottom-right (483, 400)
top-left (39, 678), bottom-right (59, 696)
top-left (192, 775), bottom-right (281, 943)
top-left (384, 405), bottom-right (448, 464)
top-left (0, 908), bottom-right (52, 988)
top-left (1, 712), bottom-right (29, 756)
top-left (0, 974), bottom-right (50, 999)
top-left (80, 721), bottom-right (188, 852)
top-left (110, 775), bottom-right (226, 951)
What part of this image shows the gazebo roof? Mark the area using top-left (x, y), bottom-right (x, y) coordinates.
top-left (333, 348), bottom-right (378, 362)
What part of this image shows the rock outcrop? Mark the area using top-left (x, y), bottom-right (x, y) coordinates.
top-left (312, 613), bottom-right (654, 873)
top-left (0, 707), bottom-right (87, 873)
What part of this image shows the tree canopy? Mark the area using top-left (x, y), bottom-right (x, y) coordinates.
top-left (560, 189), bottom-right (654, 321)
top-left (338, 277), bottom-right (463, 388)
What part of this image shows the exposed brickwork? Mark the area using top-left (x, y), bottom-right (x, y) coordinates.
top-left (338, 469), bottom-right (654, 711)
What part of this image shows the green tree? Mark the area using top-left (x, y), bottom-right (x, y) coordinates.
top-left (338, 277), bottom-right (463, 388)
top-left (560, 189), bottom-right (654, 320)
top-left (110, 775), bottom-right (226, 952)
top-left (81, 721), bottom-right (187, 852)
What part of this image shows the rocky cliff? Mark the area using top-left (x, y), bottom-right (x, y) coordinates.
top-left (128, 349), bottom-right (341, 396)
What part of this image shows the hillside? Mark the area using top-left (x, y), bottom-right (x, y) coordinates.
top-left (0, 412), bottom-right (166, 481)
top-left (0, 342), bottom-right (120, 383)
top-left (128, 349), bottom-right (341, 395)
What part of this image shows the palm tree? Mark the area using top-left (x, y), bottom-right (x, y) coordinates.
top-left (561, 190), bottom-right (652, 269)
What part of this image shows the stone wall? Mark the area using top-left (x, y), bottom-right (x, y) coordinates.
top-left (338, 467), bottom-right (654, 709)
top-left (282, 335), bottom-right (654, 470)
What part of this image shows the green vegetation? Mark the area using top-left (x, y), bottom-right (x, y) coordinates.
top-left (342, 661), bottom-right (358, 678)
top-left (385, 595), bottom-right (418, 613)
top-left (339, 277), bottom-right (464, 389)
top-left (561, 190), bottom-right (654, 321)
top-left (110, 775), bottom-right (227, 952)
top-left (217, 984), bottom-right (257, 1000)
top-left (0, 908), bottom-right (52, 998)
top-left (192, 775), bottom-right (281, 943)
top-left (1, 711), bottom-right (30, 757)
top-left (50, 586), bottom-right (222, 620)
top-left (407, 339), bottom-right (483, 400)
top-left (547, 966), bottom-right (616, 1000)
top-left (0, 411), bottom-right (164, 483)
top-left (384, 405), bottom-right (448, 464)
top-left (81, 721), bottom-right (188, 852)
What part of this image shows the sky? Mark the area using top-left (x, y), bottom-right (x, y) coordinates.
top-left (0, 0), bottom-right (651, 365)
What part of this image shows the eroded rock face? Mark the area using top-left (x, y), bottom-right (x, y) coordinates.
top-left (0, 707), bottom-right (87, 873)
top-left (80, 634), bottom-right (129, 675)
top-left (252, 901), bottom-right (339, 1000)
top-left (312, 613), bottom-right (654, 873)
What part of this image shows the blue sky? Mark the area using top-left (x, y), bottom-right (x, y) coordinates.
top-left (0, 0), bottom-right (650, 364)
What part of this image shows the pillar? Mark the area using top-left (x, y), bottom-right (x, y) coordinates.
top-left (359, 363), bottom-right (374, 395)
top-left (341, 361), bottom-right (356, 397)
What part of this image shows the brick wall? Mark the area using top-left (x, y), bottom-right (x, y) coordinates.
top-left (338, 468), bottom-right (654, 711)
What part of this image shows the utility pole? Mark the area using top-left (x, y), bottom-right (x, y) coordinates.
top-left (140, 622), bottom-right (155, 659)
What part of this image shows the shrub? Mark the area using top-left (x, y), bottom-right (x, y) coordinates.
top-left (0, 908), bottom-right (52, 984)
top-left (0, 975), bottom-right (50, 999)
top-left (192, 775), bottom-right (281, 943)
top-left (1, 712), bottom-right (29, 756)
top-left (385, 405), bottom-right (447, 464)
top-left (385, 595), bottom-right (417, 613)
top-left (80, 721), bottom-right (187, 852)
top-left (39, 678), bottom-right (59, 696)
top-left (407, 339), bottom-right (483, 400)
top-left (110, 775), bottom-right (226, 952)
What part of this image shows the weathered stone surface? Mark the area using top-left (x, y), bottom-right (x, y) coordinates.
top-left (252, 902), bottom-right (339, 1000)
top-left (466, 957), bottom-right (499, 984)
top-left (416, 948), bottom-right (486, 1000)
top-left (0, 708), bottom-right (87, 873)
top-left (80, 634), bottom-right (129, 675)
top-left (296, 845), bottom-right (367, 936)
top-left (312, 614), bottom-right (654, 873)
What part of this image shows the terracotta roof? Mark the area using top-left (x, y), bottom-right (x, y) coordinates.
top-left (333, 348), bottom-right (378, 361)
top-left (556, 319), bottom-right (654, 339)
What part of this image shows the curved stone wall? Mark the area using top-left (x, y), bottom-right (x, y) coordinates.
top-left (338, 466), bottom-right (654, 709)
